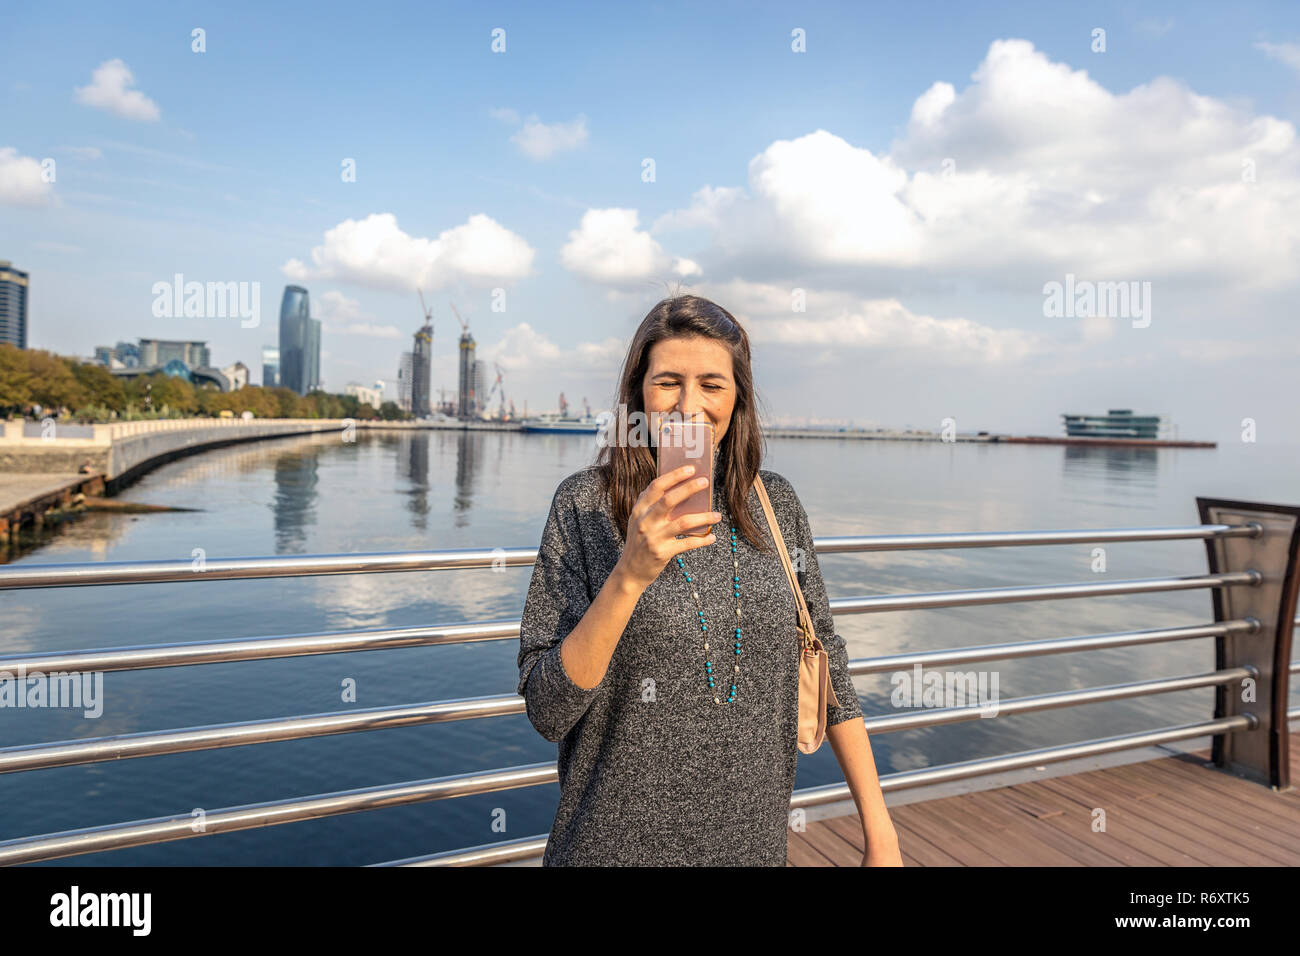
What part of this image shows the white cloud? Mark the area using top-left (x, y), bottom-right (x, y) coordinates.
top-left (489, 106), bottom-right (520, 124)
top-left (0, 147), bottom-right (54, 206)
top-left (560, 208), bottom-right (701, 287)
top-left (74, 59), bottom-right (161, 121)
top-left (510, 113), bottom-right (589, 160)
top-left (1255, 40), bottom-right (1300, 74)
top-left (483, 321), bottom-right (626, 372)
top-left (283, 212), bottom-right (536, 293)
top-left (315, 290), bottom-right (402, 338)
top-left (697, 278), bottom-right (1046, 367)
top-left (651, 39), bottom-right (1300, 291)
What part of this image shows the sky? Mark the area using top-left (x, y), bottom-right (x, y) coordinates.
top-left (2, 0), bottom-right (1299, 443)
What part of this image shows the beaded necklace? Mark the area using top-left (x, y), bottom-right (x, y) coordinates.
top-left (673, 490), bottom-right (742, 706)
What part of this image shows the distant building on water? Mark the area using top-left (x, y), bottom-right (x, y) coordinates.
top-left (1061, 409), bottom-right (1169, 439)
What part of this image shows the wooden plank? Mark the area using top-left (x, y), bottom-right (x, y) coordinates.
top-left (902, 797), bottom-right (1070, 865)
top-left (886, 817), bottom-right (965, 867)
top-left (1119, 762), bottom-right (1300, 858)
top-left (823, 814), bottom-right (864, 853)
top-left (1126, 757), bottom-right (1300, 838)
top-left (846, 812), bottom-right (966, 867)
top-left (1011, 780), bottom-right (1174, 866)
top-left (1102, 765), bottom-right (1297, 864)
top-left (786, 832), bottom-right (835, 867)
top-left (801, 819), bottom-right (864, 866)
top-left (887, 802), bottom-right (1005, 865)
top-left (1026, 778), bottom-right (1208, 865)
top-left (788, 732), bottom-right (1300, 866)
top-left (995, 784), bottom-right (1070, 821)
top-left (957, 787), bottom-right (1142, 866)
top-left (939, 793), bottom-right (1081, 865)
top-left (1035, 774), bottom-right (1270, 865)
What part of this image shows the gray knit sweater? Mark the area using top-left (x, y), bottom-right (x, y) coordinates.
top-left (516, 464), bottom-right (864, 866)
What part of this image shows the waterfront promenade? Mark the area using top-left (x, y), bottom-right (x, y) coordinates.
top-left (787, 721), bottom-right (1300, 866)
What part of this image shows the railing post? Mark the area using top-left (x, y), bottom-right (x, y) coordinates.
top-left (1197, 497), bottom-right (1300, 791)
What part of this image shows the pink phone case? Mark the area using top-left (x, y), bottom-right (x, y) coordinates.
top-left (657, 420), bottom-right (714, 536)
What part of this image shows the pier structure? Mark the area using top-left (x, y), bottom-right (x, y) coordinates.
top-left (0, 497), bottom-right (1295, 866)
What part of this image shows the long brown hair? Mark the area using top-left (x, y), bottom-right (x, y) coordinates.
top-left (594, 293), bottom-right (772, 554)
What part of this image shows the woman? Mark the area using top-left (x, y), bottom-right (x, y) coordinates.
top-left (517, 293), bottom-right (901, 867)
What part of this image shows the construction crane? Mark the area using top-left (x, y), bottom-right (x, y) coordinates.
top-left (448, 301), bottom-right (469, 333)
top-left (417, 289), bottom-right (433, 329)
top-left (485, 362), bottom-right (506, 420)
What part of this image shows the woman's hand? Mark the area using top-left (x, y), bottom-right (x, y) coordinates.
top-left (615, 464), bottom-right (721, 592)
top-left (860, 840), bottom-right (904, 866)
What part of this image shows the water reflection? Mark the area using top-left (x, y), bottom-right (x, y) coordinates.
top-left (272, 449), bottom-right (321, 553)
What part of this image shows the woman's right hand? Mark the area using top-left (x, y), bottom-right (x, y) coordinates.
top-left (616, 465), bottom-right (720, 592)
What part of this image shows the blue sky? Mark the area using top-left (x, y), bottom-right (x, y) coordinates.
top-left (3, 0), bottom-right (1299, 442)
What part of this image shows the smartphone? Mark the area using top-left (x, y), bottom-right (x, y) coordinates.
top-left (656, 419), bottom-right (714, 536)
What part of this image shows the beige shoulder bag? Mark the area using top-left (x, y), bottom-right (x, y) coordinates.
top-left (752, 474), bottom-right (841, 754)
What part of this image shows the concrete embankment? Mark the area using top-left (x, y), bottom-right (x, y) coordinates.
top-left (0, 418), bottom-right (528, 542)
top-left (0, 418), bottom-right (360, 484)
top-left (0, 418), bottom-right (362, 541)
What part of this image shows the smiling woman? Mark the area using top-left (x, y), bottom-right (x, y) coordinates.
top-left (515, 293), bottom-right (901, 867)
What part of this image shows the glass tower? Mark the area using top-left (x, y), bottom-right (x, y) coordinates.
top-left (0, 260), bottom-right (29, 349)
top-left (278, 285), bottom-right (320, 395)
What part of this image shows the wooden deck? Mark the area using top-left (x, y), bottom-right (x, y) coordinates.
top-left (788, 724), bottom-right (1300, 866)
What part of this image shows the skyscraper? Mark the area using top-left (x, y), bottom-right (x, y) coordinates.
top-left (0, 260), bottom-right (30, 349)
top-left (457, 330), bottom-right (477, 419)
top-left (397, 351), bottom-right (413, 413)
top-left (472, 359), bottom-right (487, 419)
top-left (262, 345), bottom-right (280, 388)
top-left (278, 285), bottom-right (321, 395)
top-left (411, 319), bottom-right (433, 418)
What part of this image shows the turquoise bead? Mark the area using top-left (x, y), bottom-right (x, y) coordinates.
top-left (678, 521), bottom-right (749, 702)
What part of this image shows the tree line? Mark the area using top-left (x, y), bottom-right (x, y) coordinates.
top-left (0, 344), bottom-right (410, 421)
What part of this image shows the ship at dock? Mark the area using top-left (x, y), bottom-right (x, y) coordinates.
top-left (519, 392), bottom-right (601, 433)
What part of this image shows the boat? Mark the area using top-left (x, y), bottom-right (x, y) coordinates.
top-left (519, 415), bottom-right (601, 434)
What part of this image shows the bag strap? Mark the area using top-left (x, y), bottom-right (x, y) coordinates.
top-left (752, 475), bottom-right (817, 651)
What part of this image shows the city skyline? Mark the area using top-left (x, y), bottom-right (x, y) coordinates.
top-left (3, 2), bottom-right (1300, 439)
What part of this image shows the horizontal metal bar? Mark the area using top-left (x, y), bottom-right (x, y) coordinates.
top-left (0, 694), bottom-right (524, 774)
top-left (829, 570), bottom-right (1259, 614)
top-left (0, 619), bottom-right (519, 676)
top-left (846, 620), bottom-right (1258, 675)
top-left (1, 713), bottom-right (1256, 866)
top-left (0, 577), bottom-right (1257, 677)
top-left (0, 762), bottom-right (560, 866)
top-left (0, 523), bottom-right (1262, 590)
top-left (376, 714), bottom-right (1255, 866)
top-left (814, 523), bottom-right (1262, 553)
top-left (856, 666), bottom-right (1254, 733)
top-left (0, 548), bottom-right (540, 590)
top-left (1, 650), bottom-right (1251, 774)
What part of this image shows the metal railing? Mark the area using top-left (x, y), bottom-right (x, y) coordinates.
top-left (0, 501), bottom-right (1296, 866)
